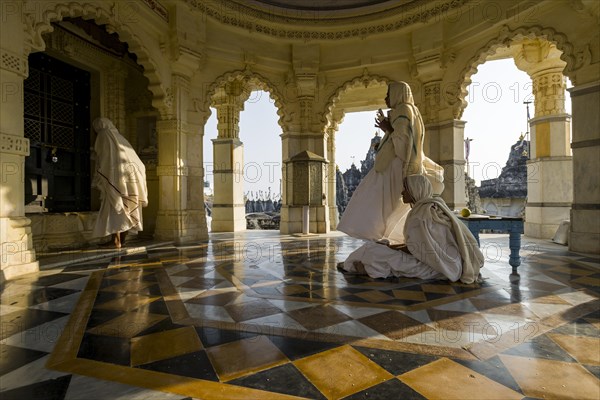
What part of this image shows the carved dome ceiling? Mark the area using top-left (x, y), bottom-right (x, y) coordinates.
top-left (188, 0), bottom-right (463, 38)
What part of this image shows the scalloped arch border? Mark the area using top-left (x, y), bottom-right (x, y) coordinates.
top-left (322, 73), bottom-right (392, 131)
top-left (203, 69), bottom-right (286, 131)
top-left (454, 25), bottom-right (576, 119)
top-left (24, 2), bottom-right (167, 105)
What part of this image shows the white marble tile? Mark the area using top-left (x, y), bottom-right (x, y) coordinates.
top-left (65, 374), bottom-right (186, 400)
top-left (401, 309), bottom-right (433, 325)
top-left (30, 292), bottom-right (82, 314)
top-left (481, 313), bottom-right (534, 342)
top-left (1, 315), bottom-right (70, 353)
top-left (165, 264), bottom-right (189, 276)
top-left (174, 287), bottom-right (206, 302)
top-left (0, 355), bottom-right (69, 391)
top-left (431, 299), bottom-right (479, 313)
top-left (49, 276), bottom-right (90, 291)
top-left (184, 303), bottom-right (235, 323)
top-left (167, 275), bottom-right (196, 287)
top-left (330, 304), bottom-right (387, 319)
top-left (266, 299), bottom-right (315, 311)
top-left (243, 313), bottom-right (305, 334)
top-left (400, 328), bottom-right (489, 349)
top-left (314, 320), bottom-right (390, 341)
top-left (523, 302), bottom-right (572, 319)
top-left (557, 290), bottom-right (599, 306)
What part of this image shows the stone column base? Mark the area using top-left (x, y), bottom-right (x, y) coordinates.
top-left (570, 209), bottom-right (600, 254)
top-left (211, 205), bottom-right (246, 232)
top-left (328, 205), bottom-right (339, 230)
top-left (280, 205), bottom-right (329, 234)
top-left (1, 217), bottom-right (39, 283)
top-left (525, 205), bottom-right (571, 239)
top-left (154, 210), bottom-right (209, 244)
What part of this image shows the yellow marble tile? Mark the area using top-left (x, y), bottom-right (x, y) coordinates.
top-left (571, 276), bottom-right (600, 286)
top-left (355, 290), bottom-right (394, 303)
top-left (392, 290), bottom-right (427, 301)
top-left (95, 294), bottom-right (161, 312)
top-left (105, 270), bottom-right (149, 280)
top-left (550, 266), bottom-right (593, 276)
top-left (421, 284), bottom-right (456, 294)
top-left (527, 294), bottom-right (572, 304)
top-left (549, 333), bottom-right (600, 365)
top-left (500, 354), bottom-right (600, 399)
top-left (293, 345), bottom-right (393, 399)
top-left (87, 312), bottom-right (167, 338)
top-left (400, 358), bottom-right (522, 400)
top-left (130, 326), bottom-right (203, 366)
top-left (206, 335), bottom-right (288, 381)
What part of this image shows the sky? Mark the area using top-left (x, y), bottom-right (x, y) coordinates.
top-left (203, 58), bottom-right (572, 193)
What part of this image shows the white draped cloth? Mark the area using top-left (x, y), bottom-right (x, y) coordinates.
top-left (343, 175), bottom-right (484, 284)
top-left (91, 118), bottom-right (148, 238)
top-left (337, 81), bottom-right (443, 245)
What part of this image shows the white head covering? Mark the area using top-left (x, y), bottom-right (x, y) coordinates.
top-left (92, 117), bottom-right (147, 237)
top-left (404, 175), bottom-right (484, 284)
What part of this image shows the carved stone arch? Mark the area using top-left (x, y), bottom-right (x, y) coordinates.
top-left (454, 25), bottom-right (577, 119)
top-left (203, 69), bottom-right (286, 131)
top-left (22, 1), bottom-right (168, 111)
top-left (321, 73), bottom-right (392, 133)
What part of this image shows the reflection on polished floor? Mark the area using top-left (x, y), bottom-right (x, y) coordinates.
top-left (1, 231), bottom-right (599, 399)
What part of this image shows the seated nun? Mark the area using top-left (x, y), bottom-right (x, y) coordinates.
top-left (340, 174), bottom-right (484, 284)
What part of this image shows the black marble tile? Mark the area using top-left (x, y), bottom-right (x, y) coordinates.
top-left (138, 283), bottom-right (163, 297)
top-left (61, 263), bottom-right (108, 272)
top-left (135, 318), bottom-right (186, 337)
top-left (353, 347), bottom-right (438, 376)
top-left (0, 375), bottom-right (71, 400)
top-left (503, 334), bottom-right (577, 362)
top-left (85, 308), bottom-right (123, 328)
top-left (195, 326), bottom-right (259, 348)
top-left (0, 344), bottom-right (48, 375)
top-left (12, 273), bottom-right (86, 287)
top-left (77, 333), bottom-right (130, 366)
top-left (455, 356), bottom-right (523, 393)
top-left (138, 350), bottom-right (219, 381)
top-left (1, 309), bottom-right (68, 340)
top-left (186, 291), bottom-right (241, 306)
top-left (179, 277), bottom-right (225, 289)
top-left (583, 364), bottom-right (600, 380)
top-left (267, 335), bottom-right (339, 361)
top-left (92, 290), bottom-right (122, 307)
top-left (381, 299), bottom-right (420, 307)
top-left (550, 318), bottom-right (600, 337)
top-left (342, 378), bottom-right (426, 400)
top-left (135, 298), bottom-right (170, 315)
top-left (229, 363), bottom-right (326, 399)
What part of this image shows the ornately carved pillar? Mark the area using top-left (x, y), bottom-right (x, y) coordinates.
top-left (0, 45), bottom-right (39, 282)
top-left (515, 39), bottom-right (572, 239)
top-left (211, 81), bottom-right (247, 232)
top-left (325, 127), bottom-right (338, 229)
top-left (154, 74), bottom-right (206, 243)
top-left (568, 79), bottom-right (599, 253)
top-left (426, 119), bottom-right (467, 210)
top-left (280, 43), bottom-right (330, 234)
top-left (105, 63), bottom-right (127, 133)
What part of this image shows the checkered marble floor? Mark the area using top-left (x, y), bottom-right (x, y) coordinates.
top-left (1, 232), bottom-right (599, 399)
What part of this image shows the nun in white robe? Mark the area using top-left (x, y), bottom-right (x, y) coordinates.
top-left (337, 81), bottom-right (444, 245)
top-left (341, 175), bottom-right (484, 284)
top-left (91, 117), bottom-right (148, 247)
